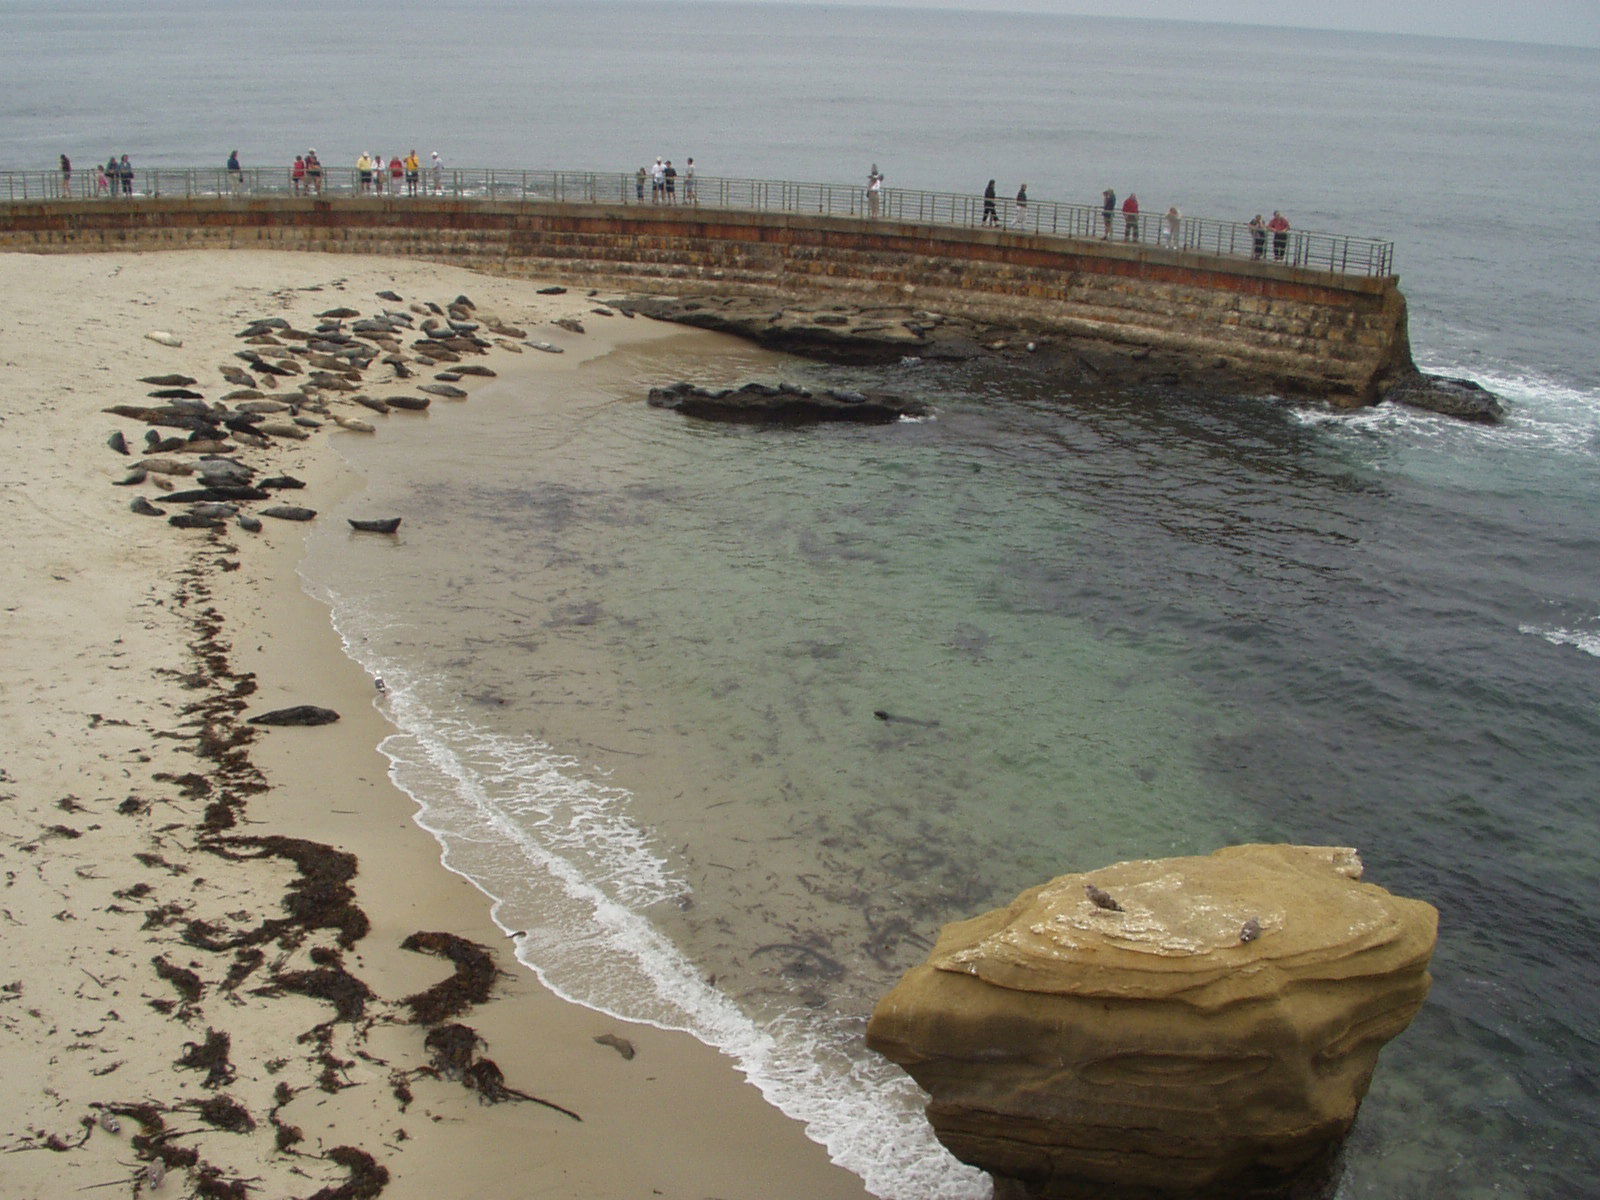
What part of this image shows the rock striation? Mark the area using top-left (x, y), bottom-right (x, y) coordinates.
top-left (866, 844), bottom-right (1437, 1200)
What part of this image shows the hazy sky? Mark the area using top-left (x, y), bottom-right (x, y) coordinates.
top-left (723, 0), bottom-right (1600, 48)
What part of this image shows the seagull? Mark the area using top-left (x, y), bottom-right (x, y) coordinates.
top-left (1084, 883), bottom-right (1123, 912)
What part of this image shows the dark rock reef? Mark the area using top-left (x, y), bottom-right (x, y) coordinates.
top-left (648, 380), bottom-right (930, 424)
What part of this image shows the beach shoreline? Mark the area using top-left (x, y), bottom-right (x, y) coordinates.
top-left (0, 249), bottom-right (873, 1198)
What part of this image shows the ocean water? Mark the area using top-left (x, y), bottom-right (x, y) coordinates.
top-left (7, 3), bottom-right (1600, 1196)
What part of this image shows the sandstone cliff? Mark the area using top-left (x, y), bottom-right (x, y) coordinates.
top-left (866, 844), bottom-right (1438, 1200)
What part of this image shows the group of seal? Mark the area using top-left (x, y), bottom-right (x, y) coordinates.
top-left (107, 289), bottom-right (574, 539)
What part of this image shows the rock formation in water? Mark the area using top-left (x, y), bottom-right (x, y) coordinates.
top-left (866, 844), bottom-right (1438, 1200)
top-left (647, 380), bottom-right (930, 424)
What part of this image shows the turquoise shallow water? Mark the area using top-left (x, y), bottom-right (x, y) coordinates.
top-left (6, 2), bottom-right (1599, 1194)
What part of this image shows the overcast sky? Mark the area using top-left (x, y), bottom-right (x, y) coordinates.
top-left (725, 0), bottom-right (1600, 48)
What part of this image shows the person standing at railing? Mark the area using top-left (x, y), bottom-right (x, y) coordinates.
top-left (227, 149), bottom-right (243, 194)
top-left (430, 151), bottom-right (443, 194)
top-left (651, 158), bottom-right (665, 202)
top-left (405, 150), bottom-right (420, 196)
top-left (1101, 188), bottom-right (1116, 238)
top-left (59, 154), bottom-right (71, 197)
top-left (95, 162), bottom-right (110, 197)
top-left (664, 160), bottom-right (677, 203)
top-left (684, 158), bottom-right (697, 205)
top-left (1162, 205), bottom-right (1181, 248)
top-left (389, 155), bottom-right (404, 194)
top-left (1013, 183), bottom-right (1029, 230)
top-left (305, 150), bottom-right (323, 195)
top-left (357, 152), bottom-right (373, 195)
top-left (981, 180), bottom-right (999, 226)
top-left (119, 154), bottom-right (133, 197)
top-left (1121, 192), bottom-right (1139, 240)
top-left (1268, 210), bottom-right (1290, 261)
top-left (373, 153), bottom-right (385, 194)
top-left (291, 155), bottom-right (306, 195)
top-left (1248, 213), bottom-right (1266, 259)
top-left (867, 164), bottom-right (883, 219)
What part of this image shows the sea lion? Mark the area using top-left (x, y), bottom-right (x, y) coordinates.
top-left (249, 704), bottom-right (339, 726)
top-left (1085, 884), bottom-right (1123, 912)
top-left (107, 430), bottom-right (130, 455)
top-left (348, 516), bottom-right (401, 533)
top-left (261, 505), bottom-right (316, 522)
top-left (168, 513), bottom-right (225, 529)
top-left (130, 496), bottom-right (164, 516)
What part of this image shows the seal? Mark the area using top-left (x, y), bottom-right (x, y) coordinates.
top-left (107, 430), bottom-right (130, 455)
top-left (130, 496), bottom-right (164, 516)
top-left (348, 517), bottom-right (402, 534)
top-left (261, 505), bottom-right (317, 522)
top-left (237, 513), bottom-right (263, 533)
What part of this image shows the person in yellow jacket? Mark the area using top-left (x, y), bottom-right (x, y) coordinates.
top-left (404, 150), bottom-right (420, 197)
top-left (357, 152), bottom-right (373, 194)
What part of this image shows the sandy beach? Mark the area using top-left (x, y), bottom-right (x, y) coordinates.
top-left (0, 249), bottom-right (873, 1199)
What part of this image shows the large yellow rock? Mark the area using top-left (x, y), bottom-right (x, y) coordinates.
top-left (866, 845), bottom-right (1437, 1199)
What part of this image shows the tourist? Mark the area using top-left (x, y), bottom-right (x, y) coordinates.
top-left (867, 163), bottom-right (883, 219)
top-left (119, 154), bottom-right (133, 196)
top-left (1014, 183), bottom-right (1028, 230)
top-left (59, 154), bottom-right (71, 197)
top-left (430, 151), bottom-right (442, 193)
top-left (227, 149), bottom-right (243, 194)
top-left (635, 165), bottom-right (646, 201)
top-left (664, 160), bottom-right (677, 203)
top-left (96, 161), bottom-right (110, 197)
top-left (357, 152), bottom-right (372, 194)
top-left (1268, 210), bottom-right (1291, 261)
top-left (1101, 188), bottom-right (1116, 238)
top-left (1122, 192), bottom-right (1139, 240)
top-left (291, 155), bottom-right (306, 195)
top-left (372, 153), bottom-right (385, 194)
top-left (684, 157), bottom-right (697, 204)
top-left (305, 149), bottom-right (323, 195)
top-left (982, 180), bottom-right (998, 226)
top-left (405, 150), bottom-right (420, 196)
top-left (1248, 213), bottom-right (1266, 259)
top-left (651, 157), bottom-right (664, 202)
top-left (1162, 205), bottom-right (1181, 248)
top-left (389, 154), bottom-right (404, 193)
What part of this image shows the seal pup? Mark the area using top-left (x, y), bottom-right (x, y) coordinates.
top-left (1240, 916), bottom-right (1263, 943)
top-left (1085, 883), bottom-right (1123, 912)
top-left (107, 430), bottom-right (130, 455)
top-left (236, 513), bottom-right (263, 533)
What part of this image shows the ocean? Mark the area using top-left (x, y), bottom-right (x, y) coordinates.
top-left (6, 2), bottom-right (1598, 1196)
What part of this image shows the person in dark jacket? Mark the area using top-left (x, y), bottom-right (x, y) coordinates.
top-left (982, 179), bottom-right (998, 226)
top-left (1101, 188), bottom-right (1116, 238)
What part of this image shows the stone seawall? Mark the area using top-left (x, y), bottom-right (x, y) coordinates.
top-left (0, 197), bottom-right (1413, 404)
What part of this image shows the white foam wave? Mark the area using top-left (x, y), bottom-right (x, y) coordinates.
top-left (312, 590), bottom-right (986, 1200)
top-left (1518, 623), bottom-right (1600, 659)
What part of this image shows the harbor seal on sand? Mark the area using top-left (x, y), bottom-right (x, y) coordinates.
top-left (348, 517), bottom-right (402, 533)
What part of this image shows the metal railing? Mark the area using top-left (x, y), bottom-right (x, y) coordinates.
top-left (1, 166), bottom-right (1394, 277)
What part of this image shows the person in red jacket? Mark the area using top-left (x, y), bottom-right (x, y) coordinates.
top-left (291, 155), bottom-right (306, 195)
top-left (1268, 210), bottom-right (1291, 261)
top-left (1122, 192), bottom-right (1140, 241)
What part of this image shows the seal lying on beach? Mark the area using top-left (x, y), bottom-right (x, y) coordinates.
top-left (348, 517), bottom-right (402, 534)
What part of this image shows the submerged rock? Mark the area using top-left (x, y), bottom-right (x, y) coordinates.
top-left (867, 844), bottom-right (1437, 1200)
top-left (1380, 371), bottom-right (1505, 422)
top-left (648, 380), bottom-right (930, 424)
